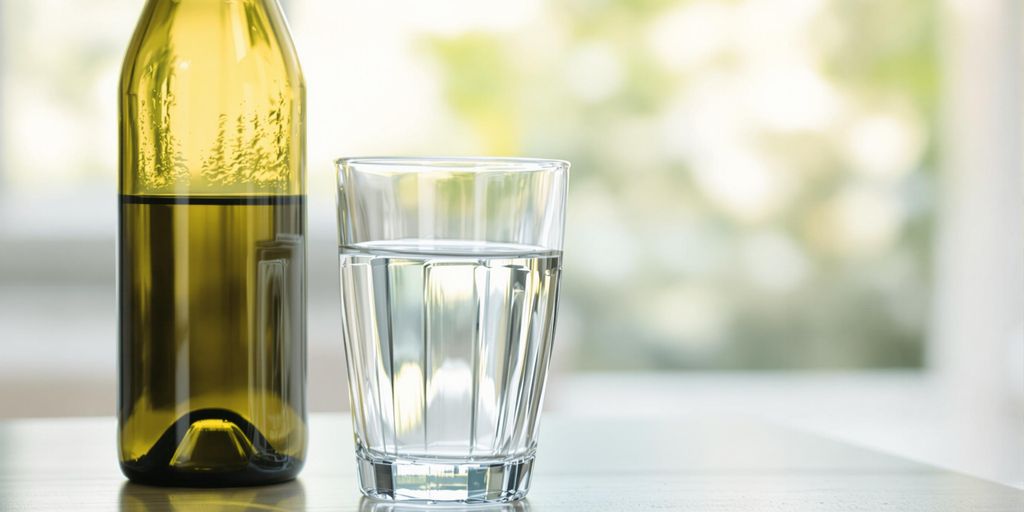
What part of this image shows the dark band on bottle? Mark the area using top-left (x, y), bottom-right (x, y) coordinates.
top-left (120, 195), bottom-right (305, 206)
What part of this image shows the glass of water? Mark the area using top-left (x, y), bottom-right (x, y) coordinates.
top-left (335, 157), bottom-right (569, 504)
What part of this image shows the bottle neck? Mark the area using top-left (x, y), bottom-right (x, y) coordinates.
top-left (144, 0), bottom-right (289, 36)
top-left (159, 0), bottom-right (268, 3)
top-left (152, 0), bottom-right (279, 9)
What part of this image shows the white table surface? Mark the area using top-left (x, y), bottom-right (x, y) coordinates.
top-left (0, 413), bottom-right (1020, 511)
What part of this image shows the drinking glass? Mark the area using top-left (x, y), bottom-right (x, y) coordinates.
top-left (336, 157), bottom-right (569, 503)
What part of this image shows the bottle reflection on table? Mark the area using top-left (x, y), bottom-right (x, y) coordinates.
top-left (119, 480), bottom-right (305, 512)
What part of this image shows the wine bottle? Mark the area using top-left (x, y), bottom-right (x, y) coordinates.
top-left (118, 0), bottom-right (306, 486)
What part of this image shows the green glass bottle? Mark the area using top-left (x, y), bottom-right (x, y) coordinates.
top-left (118, 0), bottom-right (306, 486)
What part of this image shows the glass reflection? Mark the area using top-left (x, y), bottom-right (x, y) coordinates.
top-left (358, 497), bottom-right (530, 512)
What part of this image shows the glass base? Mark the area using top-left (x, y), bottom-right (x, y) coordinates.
top-left (356, 449), bottom-right (533, 504)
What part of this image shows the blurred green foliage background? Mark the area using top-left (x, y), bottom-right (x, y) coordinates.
top-left (0, 0), bottom-right (939, 371)
top-left (415, 0), bottom-right (937, 369)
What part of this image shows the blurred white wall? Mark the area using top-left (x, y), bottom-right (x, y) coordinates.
top-left (932, 0), bottom-right (1022, 415)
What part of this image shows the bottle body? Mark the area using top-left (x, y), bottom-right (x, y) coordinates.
top-left (118, 0), bottom-right (306, 486)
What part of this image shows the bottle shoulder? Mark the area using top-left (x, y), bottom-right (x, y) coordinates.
top-left (120, 0), bottom-right (302, 93)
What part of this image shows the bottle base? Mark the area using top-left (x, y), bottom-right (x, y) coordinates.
top-left (356, 450), bottom-right (533, 504)
top-left (121, 463), bottom-right (301, 488)
top-left (120, 408), bottom-right (304, 488)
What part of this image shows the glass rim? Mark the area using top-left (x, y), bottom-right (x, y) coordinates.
top-left (335, 156), bottom-right (569, 174)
